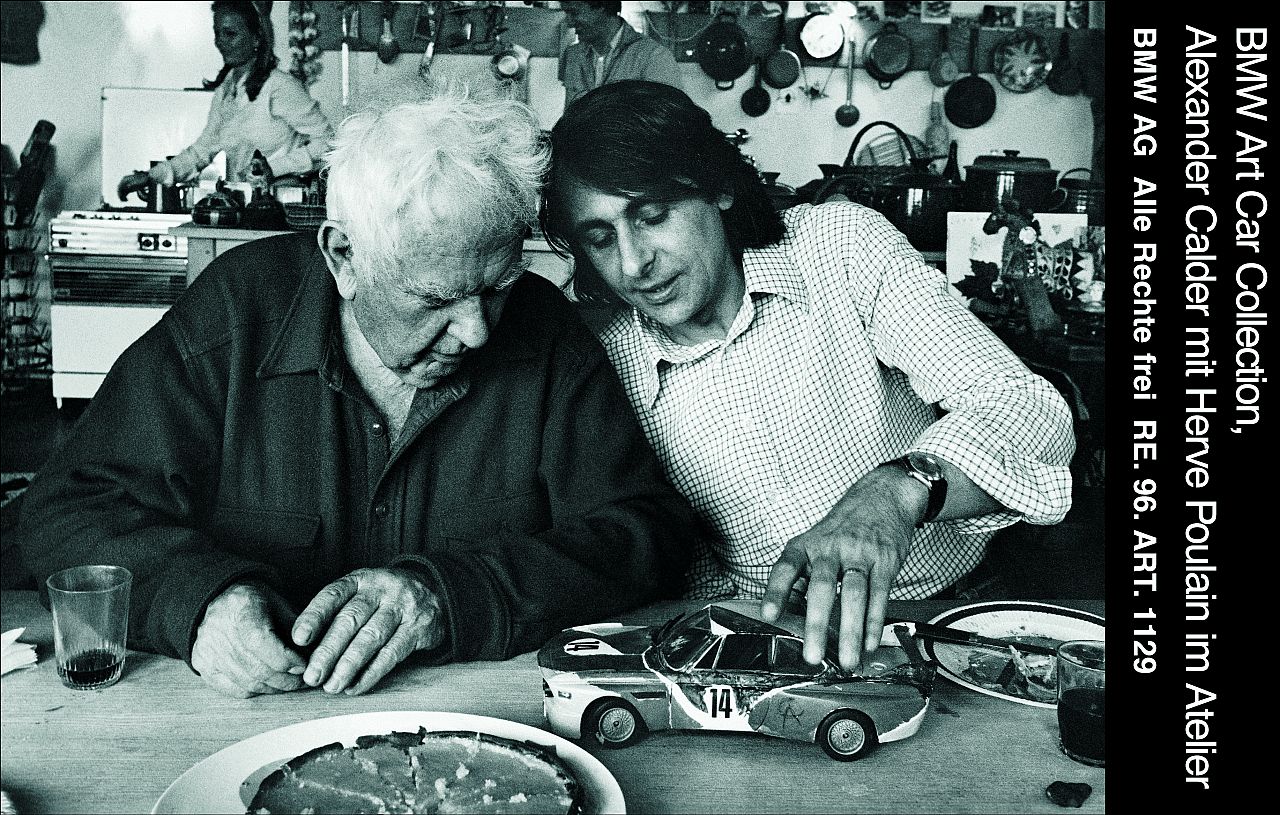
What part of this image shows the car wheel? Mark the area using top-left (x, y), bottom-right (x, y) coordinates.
top-left (585, 698), bottom-right (647, 748)
top-left (817, 709), bottom-right (878, 761)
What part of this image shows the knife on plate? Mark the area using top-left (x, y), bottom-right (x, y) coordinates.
top-left (889, 620), bottom-right (1060, 657)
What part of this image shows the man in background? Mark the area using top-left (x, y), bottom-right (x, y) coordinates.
top-left (560, 1), bottom-right (682, 107)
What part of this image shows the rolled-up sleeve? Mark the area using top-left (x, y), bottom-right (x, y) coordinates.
top-left (265, 75), bottom-right (333, 177)
top-left (16, 322), bottom-right (275, 664)
top-left (853, 208), bottom-right (1075, 531)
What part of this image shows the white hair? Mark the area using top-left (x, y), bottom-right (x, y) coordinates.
top-left (324, 81), bottom-right (547, 283)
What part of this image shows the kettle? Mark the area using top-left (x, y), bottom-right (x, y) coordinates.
top-left (192, 180), bottom-right (245, 227)
top-left (133, 160), bottom-right (187, 214)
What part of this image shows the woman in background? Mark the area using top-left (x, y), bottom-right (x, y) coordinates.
top-left (118, 0), bottom-right (332, 197)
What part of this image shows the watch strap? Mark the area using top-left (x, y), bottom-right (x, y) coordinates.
top-left (891, 453), bottom-right (947, 527)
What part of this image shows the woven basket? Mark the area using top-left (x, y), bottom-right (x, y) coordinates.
top-left (283, 203), bottom-right (326, 230)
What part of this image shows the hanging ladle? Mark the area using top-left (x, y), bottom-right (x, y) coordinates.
top-left (835, 35), bottom-right (860, 127)
top-left (377, 1), bottom-right (401, 65)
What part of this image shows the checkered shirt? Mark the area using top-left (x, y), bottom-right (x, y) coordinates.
top-left (597, 202), bottom-right (1075, 601)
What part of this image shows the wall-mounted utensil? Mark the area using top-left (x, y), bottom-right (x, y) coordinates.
top-left (863, 22), bottom-right (912, 90)
top-left (923, 98), bottom-right (949, 165)
top-left (339, 1), bottom-right (358, 107)
top-left (835, 37), bottom-right (859, 127)
top-left (697, 11), bottom-right (752, 90)
top-left (742, 60), bottom-right (772, 117)
top-left (944, 26), bottom-right (996, 128)
top-left (762, 14), bottom-right (801, 89)
top-left (928, 25), bottom-right (959, 87)
top-left (417, 1), bottom-right (446, 78)
top-left (377, 1), bottom-right (400, 65)
top-left (994, 28), bottom-right (1051, 93)
top-left (1045, 32), bottom-right (1082, 95)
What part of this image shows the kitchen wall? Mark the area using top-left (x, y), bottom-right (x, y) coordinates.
top-left (2, 1), bottom-right (1097, 215)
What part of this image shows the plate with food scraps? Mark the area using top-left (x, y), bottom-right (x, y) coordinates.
top-left (152, 710), bottom-right (624, 814)
top-left (923, 601), bottom-right (1104, 708)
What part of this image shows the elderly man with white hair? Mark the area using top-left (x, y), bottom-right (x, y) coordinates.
top-left (17, 85), bottom-right (697, 699)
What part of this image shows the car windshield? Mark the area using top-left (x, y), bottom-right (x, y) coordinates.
top-left (657, 615), bottom-right (717, 671)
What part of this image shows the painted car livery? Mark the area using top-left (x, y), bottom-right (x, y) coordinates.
top-left (537, 604), bottom-right (935, 760)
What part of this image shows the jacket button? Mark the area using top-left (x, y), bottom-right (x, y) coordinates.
top-left (371, 422), bottom-right (386, 436)
top-left (373, 503), bottom-right (389, 518)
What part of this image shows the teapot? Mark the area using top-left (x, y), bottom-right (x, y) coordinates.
top-left (192, 180), bottom-right (245, 228)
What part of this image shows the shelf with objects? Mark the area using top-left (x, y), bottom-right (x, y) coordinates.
top-left (2, 121), bottom-right (56, 395)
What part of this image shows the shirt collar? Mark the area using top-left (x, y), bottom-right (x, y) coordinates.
top-left (590, 21), bottom-right (627, 58)
top-left (742, 239), bottom-right (809, 311)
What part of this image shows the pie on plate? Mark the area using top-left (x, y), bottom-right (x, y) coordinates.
top-left (249, 729), bottom-right (582, 814)
top-left (151, 711), bottom-right (624, 814)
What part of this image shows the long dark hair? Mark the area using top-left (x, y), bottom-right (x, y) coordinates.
top-left (541, 80), bottom-right (785, 307)
top-left (204, 0), bottom-right (278, 102)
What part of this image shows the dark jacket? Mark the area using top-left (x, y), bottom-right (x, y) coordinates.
top-left (17, 233), bottom-right (696, 665)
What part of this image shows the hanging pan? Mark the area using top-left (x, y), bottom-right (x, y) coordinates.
top-left (863, 22), bottom-right (912, 90)
top-left (944, 26), bottom-right (996, 128)
top-left (762, 15), bottom-right (801, 89)
top-left (697, 11), bottom-right (752, 91)
top-left (742, 60), bottom-right (772, 117)
top-left (1045, 32), bottom-right (1083, 95)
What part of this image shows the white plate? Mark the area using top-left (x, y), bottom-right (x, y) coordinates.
top-left (152, 711), bottom-right (625, 814)
top-left (923, 601), bottom-right (1105, 709)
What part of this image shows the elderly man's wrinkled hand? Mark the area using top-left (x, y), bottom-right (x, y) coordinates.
top-left (192, 582), bottom-right (308, 698)
top-left (292, 567), bottom-right (444, 696)
top-left (760, 465), bottom-right (926, 672)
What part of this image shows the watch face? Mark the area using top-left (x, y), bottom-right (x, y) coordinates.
top-left (906, 451), bottom-right (943, 480)
top-left (799, 14), bottom-right (844, 60)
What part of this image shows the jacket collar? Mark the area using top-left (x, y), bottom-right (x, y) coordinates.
top-left (257, 243), bottom-right (339, 378)
top-left (256, 247), bottom-right (546, 381)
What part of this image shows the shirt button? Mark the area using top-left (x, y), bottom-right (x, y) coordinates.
top-left (371, 422), bottom-right (386, 436)
top-left (373, 503), bottom-right (389, 518)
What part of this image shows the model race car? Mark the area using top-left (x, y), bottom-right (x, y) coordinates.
top-left (537, 604), bottom-right (935, 761)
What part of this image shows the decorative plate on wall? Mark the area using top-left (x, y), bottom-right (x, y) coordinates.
top-left (993, 29), bottom-right (1052, 93)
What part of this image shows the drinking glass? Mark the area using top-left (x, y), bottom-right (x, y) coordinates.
top-left (1056, 639), bottom-right (1104, 766)
top-left (46, 565), bottom-right (132, 690)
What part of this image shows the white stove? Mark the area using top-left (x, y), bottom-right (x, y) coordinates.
top-left (49, 210), bottom-right (190, 256)
top-left (47, 211), bottom-right (192, 405)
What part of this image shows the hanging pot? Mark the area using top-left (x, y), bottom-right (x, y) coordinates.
top-left (963, 150), bottom-right (1063, 212)
top-left (1045, 32), bottom-right (1083, 95)
top-left (697, 12), bottom-right (752, 91)
top-left (863, 22), bottom-right (912, 90)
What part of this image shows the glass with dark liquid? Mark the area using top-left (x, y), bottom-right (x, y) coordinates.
top-left (46, 565), bottom-right (132, 690)
top-left (1056, 640), bottom-right (1104, 766)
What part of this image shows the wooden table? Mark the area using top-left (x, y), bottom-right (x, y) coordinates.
top-left (0, 592), bottom-right (1104, 813)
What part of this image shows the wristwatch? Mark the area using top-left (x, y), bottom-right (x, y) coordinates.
top-left (888, 451), bottom-right (948, 527)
